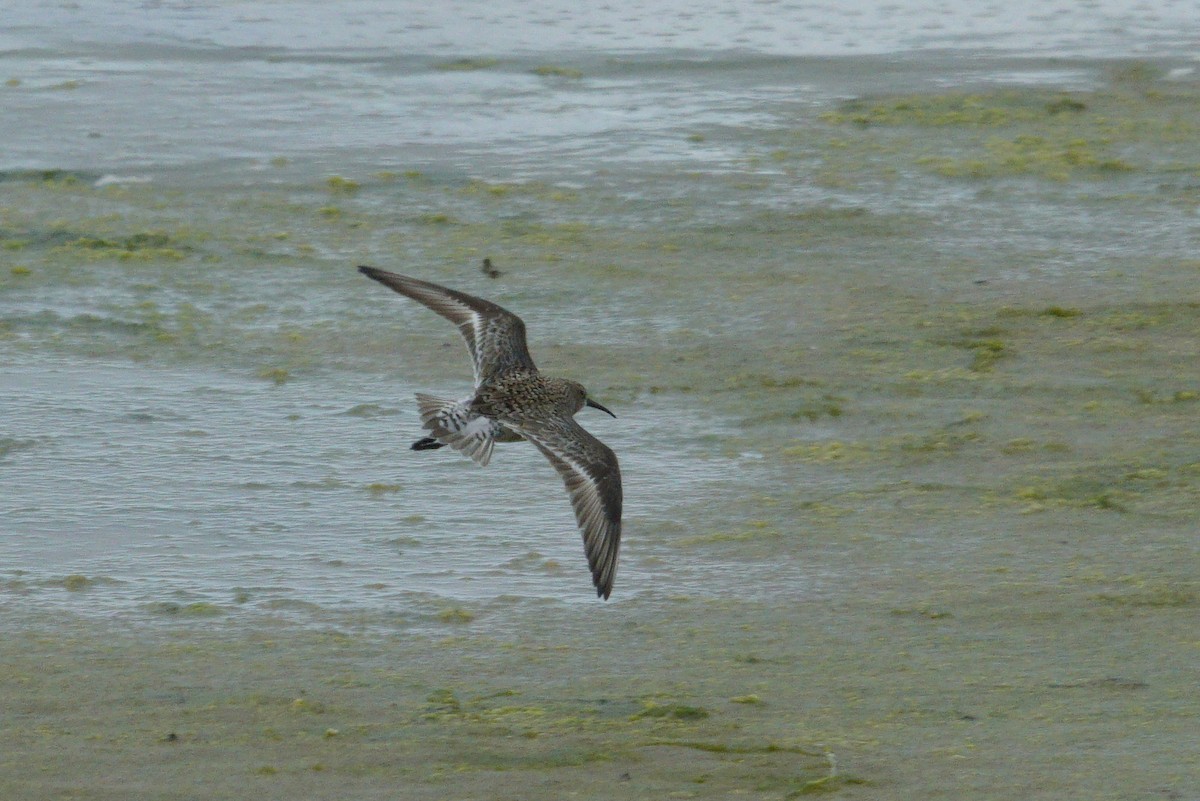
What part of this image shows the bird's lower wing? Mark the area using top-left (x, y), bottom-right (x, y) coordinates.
top-left (515, 417), bottom-right (622, 599)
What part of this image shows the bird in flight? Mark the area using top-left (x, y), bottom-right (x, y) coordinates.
top-left (358, 266), bottom-right (623, 599)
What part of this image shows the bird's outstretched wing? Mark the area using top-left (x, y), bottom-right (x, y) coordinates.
top-left (358, 266), bottom-right (537, 385)
top-left (513, 415), bottom-right (622, 599)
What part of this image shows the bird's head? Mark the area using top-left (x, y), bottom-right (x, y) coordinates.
top-left (565, 380), bottom-right (616, 419)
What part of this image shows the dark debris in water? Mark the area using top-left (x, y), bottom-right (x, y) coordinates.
top-left (480, 257), bottom-right (502, 279)
top-left (0, 437), bottom-right (38, 460)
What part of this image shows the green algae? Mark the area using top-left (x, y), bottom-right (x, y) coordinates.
top-left (782, 440), bottom-right (870, 463)
top-left (787, 773), bottom-right (869, 796)
top-left (919, 135), bottom-right (1136, 181)
top-left (424, 688), bottom-right (462, 714)
top-left (61, 574), bottom-right (96, 591)
top-left (340, 403), bottom-right (400, 418)
top-left (257, 367), bottom-right (291, 385)
top-left (1094, 586), bottom-right (1196, 608)
top-left (784, 422), bottom-right (989, 465)
top-left (416, 211), bottom-right (456, 225)
top-left (462, 179), bottom-right (578, 203)
top-left (531, 65), bottom-right (583, 79)
top-left (820, 84), bottom-right (1200, 182)
top-left (144, 601), bottom-right (225, 616)
top-left (324, 175), bottom-right (360, 195)
top-left (52, 230), bottom-right (190, 261)
top-left (678, 521), bottom-right (782, 546)
top-left (1010, 459), bottom-right (1200, 515)
top-left (821, 90), bottom-right (1073, 128)
top-left (1134, 388), bottom-right (1199, 405)
top-left (433, 58), bottom-right (500, 72)
top-left (961, 338), bottom-right (1008, 372)
top-left (1041, 305), bottom-right (1082, 318)
top-left (1109, 61), bottom-right (1166, 87)
top-left (999, 438), bottom-right (1069, 455)
top-left (436, 606), bottom-right (476, 624)
top-left (896, 429), bottom-right (983, 454)
top-left (729, 694), bottom-right (762, 705)
top-left (466, 180), bottom-right (515, 198)
top-left (632, 701), bottom-right (710, 721)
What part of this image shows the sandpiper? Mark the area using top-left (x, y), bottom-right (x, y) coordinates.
top-left (358, 266), bottom-right (623, 599)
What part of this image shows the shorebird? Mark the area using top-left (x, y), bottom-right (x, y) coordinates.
top-left (358, 266), bottom-right (623, 599)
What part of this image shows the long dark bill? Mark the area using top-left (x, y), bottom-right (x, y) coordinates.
top-left (586, 398), bottom-right (617, 418)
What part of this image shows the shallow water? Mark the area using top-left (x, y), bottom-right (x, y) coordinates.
top-left (2, 360), bottom-right (752, 622)
top-left (3, 2), bottom-right (1200, 799)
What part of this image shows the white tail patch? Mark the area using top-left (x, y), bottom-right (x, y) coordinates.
top-left (414, 393), bottom-right (498, 466)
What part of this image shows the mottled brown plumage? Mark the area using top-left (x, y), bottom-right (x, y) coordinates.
top-left (358, 266), bottom-right (623, 599)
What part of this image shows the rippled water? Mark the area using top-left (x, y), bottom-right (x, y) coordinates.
top-left (3, 360), bottom-right (753, 621)
top-left (4, 0), bottom-right (1197, 175)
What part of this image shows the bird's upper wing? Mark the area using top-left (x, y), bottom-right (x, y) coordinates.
top-left (358, 266), bottom-right (537, 386)
top-left (511, 415), bottom-right (622, 599)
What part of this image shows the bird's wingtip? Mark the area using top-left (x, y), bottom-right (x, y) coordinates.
top-left (357, 265), bottom-right (377, 276)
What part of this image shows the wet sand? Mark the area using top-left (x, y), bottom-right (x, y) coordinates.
top-left (3, 533), bottom-right (1197, 801)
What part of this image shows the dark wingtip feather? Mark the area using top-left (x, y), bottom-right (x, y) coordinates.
top-left (594, 549), bottom-right (615, 600)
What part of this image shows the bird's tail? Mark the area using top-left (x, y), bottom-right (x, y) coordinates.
top-left (415, 393), bottom-right (498, 467)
